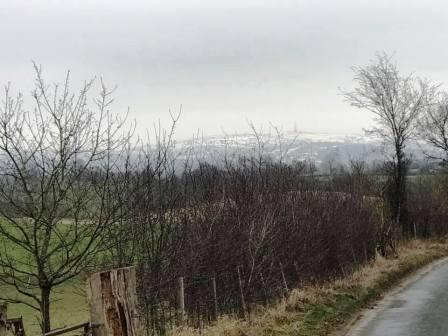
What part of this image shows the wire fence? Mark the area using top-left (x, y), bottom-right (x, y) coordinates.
top-left (136, 247), bottom-right (373, 336)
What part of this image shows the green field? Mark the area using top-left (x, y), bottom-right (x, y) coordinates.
top-left (0, 217), bottom-right (94, 335)
top-left (3, 280), bottom-right (88, 336)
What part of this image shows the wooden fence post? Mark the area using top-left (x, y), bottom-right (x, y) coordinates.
top-left (177, 277), bottom-right (186, 324)
top-left (279, 261), bottom-right (289, 296)
top-left (259, 272), bottom-right (268, 305)
top-left (236, 266), bottom-right (246, 319)
top-left (293, 261), bottom-right (301, 280)
top-left (211, 276), bottom-right (218, 319)
top-left (87, 266), bottom-right (139, 336)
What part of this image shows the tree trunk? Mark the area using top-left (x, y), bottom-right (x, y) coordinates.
top-left (0, 304), bottom-right (7, 336)
top-left (392, 147), bottom-right (409, 236)
top-left (396, 153), bottom-right (410, 236)
top-left (40, 286), bottom-right (51, 333)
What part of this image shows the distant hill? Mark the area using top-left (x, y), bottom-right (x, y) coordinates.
top-left (175, 131), bottom-right (439, 171)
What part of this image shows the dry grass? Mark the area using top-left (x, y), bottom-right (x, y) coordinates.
top-left (170, 239), bottom-right (448, 336)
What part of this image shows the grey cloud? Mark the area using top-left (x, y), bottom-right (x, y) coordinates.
top-left (1, 0), bottom-right (448, 138)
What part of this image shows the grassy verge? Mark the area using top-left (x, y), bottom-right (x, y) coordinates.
top-left (6, 239), bottom-right (447, 336)
top-left (172, 239), bottom-right (448, 336)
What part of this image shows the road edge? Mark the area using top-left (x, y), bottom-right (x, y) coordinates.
top-left (335, 255), bottom-right (448, 336)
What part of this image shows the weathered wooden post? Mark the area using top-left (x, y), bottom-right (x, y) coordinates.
top-left (279, 261), bottom-right (289, 296)
top-left (236, 266), bottom-right (246, 319)
top-left (259, 272), bottom-right (268, 306)
top-left (0, 304), bottom-right (7, 336)
top-left (87, 266), bottom-right (139, 336)
top-left (177, 277), bottom-right (186, 324)
top-left (211, 276), bottom-right (218, 319)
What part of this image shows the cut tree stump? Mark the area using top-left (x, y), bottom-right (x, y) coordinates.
top-left (87, 267), bottom-right (139, 336)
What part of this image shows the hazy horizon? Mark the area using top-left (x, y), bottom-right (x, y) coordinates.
top-left (2, 0), bottom-right (448, 139)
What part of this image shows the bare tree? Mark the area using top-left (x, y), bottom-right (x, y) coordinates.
top-left (421, 92), bottom-right (448, 164)
top-left (0, 65), bottom-right (133, 332)
top-left (344, 52), bottom-right (437, 235)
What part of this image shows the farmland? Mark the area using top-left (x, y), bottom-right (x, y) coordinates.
top-left (2, 280), bottom-right (88, 336)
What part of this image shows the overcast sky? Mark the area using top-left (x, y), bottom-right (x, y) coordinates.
top-left (1, 0), bottom-right (448, 139)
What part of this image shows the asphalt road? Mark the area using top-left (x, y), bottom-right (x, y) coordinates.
top-left (349, 258), bottom-right (448, 336)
